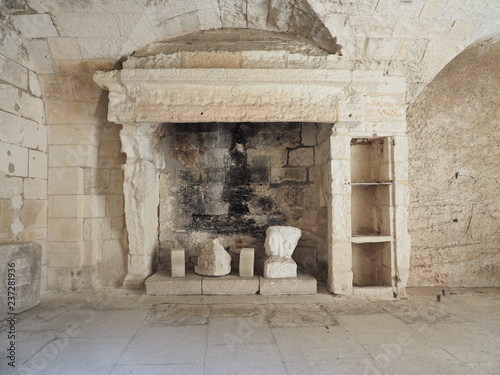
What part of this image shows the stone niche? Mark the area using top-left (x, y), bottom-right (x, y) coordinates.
top-left (93, 33), bottom-right (411, 298)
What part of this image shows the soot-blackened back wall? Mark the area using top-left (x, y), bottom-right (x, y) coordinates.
top-left (157, 122), bottom-right (331, 278)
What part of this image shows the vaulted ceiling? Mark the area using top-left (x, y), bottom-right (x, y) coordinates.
top-left (1, 0), bottom-right (499, 100)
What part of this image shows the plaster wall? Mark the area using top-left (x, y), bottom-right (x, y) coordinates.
top-left (0, 19), bottom-right (47, 290)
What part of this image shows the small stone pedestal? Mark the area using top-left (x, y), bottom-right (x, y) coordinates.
top-left (264, 256), bottom-right (297, 278)
top-left (171, 248), bottom-right (185, 277)
top-left (239, 248), bottom-right (254, 277)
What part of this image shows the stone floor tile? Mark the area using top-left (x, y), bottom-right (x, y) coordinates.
top-left (266, 303), bottom-right (338, 328)
top-left (208, 316), bottom-right (272, 345)
top-left (16, 337), bottom-right (130, 375)
top-left (272, 325), bottom-right (371, 362)
top-left (201, 294), bottom-right (268, 305)
top-left (336, 313), bottom-right (419, 345)
top-left (93, 291), bottom-right (144, 310)
top-left (110, 364), bottom-right (204, 375)
top-left (118, 325), bottom-right (208, 365)
top-left (209, 304), bottom-right (265, 317)
top-left (381, 356), bottom-right (478, 375)
top-left (285, 359), bottom-right (388, 375)
top-left (62, 309), bottom-right (147, 337)
top-left (16, 308), bottom-right (86, 331)
top-left (42, 292), bottom-right (105, 310)
top-left (144, 304), bottom-right (209, 325)
top-left (0, 330), bottom-right (59, 374)
top-left (204, 344), bottom-right (287, 375)
top-left (466, 361), bottom-right (500, 375)
top-left (135, 295), bottom-right (204, 306)
top-left (321, 299), bottom-right (386, 316)
top-left (410, 322), bottom-right (500, 362)
top-left (374, 297), bottom-right (461, 324)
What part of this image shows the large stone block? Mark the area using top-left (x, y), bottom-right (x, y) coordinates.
top-left (46, 102), bottom-right (105, 125)
top-left (0, 54), bottom-right (28, 90)
top-left (39, 75), bottom-right (74, 102)
top-left (48, 145), bottom-right (99, 168)
top-left (56, 12), bottom-right (121, 38)
top-left (19, 200), bottom-right (47, 229)
top-left (145, 270), bottom-right (202, 295)
top-left (23, 178), bottom-right (47, 200)
top-left (259, 274), bottom-right (317, 295)
top-left (181, 51), bottom-right (243, 69)
top-left (48, 167), bottom-right (85, 194)
top-left (0, 141), bottom-right (28, 177)
top-left (0, 84), bottom-right (45, 123)
top-left (0, 242), bottom-right (42, 320)
top-left (202, 274), bottom-right (259, 295)
top-left (47, 37), bottom-right (82, 61)
top-left (270, 167), bottom-right (307, 184)
top-left (242, 50), bottom-right (287, 69)
top-left (11, 14), bottom-right (58, 38)
top-left (0, 176), bottom-right (23, 199)
top-left (47, 218), bottom-right (83, 242)
top-left (364, 96), bottom-right (406, 122)
top-left (28, 149), bottom-right (47, 179)
top-left (288, 148), bottom-right (314, 166)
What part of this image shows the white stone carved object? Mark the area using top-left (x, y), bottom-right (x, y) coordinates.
top-left (264, 226), bottom-right (301, 278)
top-left (170, 248), bottom-right (185, 278)
top-left (195, 238), bottom-right (231, 277)
top-left (239, 248), bottom-right (255, 278)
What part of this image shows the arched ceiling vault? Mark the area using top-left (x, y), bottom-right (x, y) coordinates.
top-left (1, 0), bottom-right (499, 102)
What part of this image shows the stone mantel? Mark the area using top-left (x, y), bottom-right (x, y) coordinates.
top-left (93, 68), bottom-right (369, 124)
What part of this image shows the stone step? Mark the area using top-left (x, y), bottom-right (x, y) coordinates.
top-left (145, 271), bottom-right (317, 296)
top-left (259, 274), bottom-right (317, 295)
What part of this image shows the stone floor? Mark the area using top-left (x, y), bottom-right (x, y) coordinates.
top-left (0, 286), bottom-right (499, 375)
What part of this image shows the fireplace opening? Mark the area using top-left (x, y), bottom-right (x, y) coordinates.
top-left (155, 122), bottom-right (333, 280)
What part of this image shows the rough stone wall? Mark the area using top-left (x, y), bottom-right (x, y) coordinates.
top-left (407, 40), bottom-right (500, 286)
top-left (0, 14), bottom-right (47, 290)
top-left (157, 122), bottom-right (331, 278)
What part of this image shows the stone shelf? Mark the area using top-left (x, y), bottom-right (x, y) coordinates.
top-left (145, 270), bottom-right (317, 296)
top-left (350, 182), bottom-right (393, 186)
top-left (350, 235), bottom-right (393, 243)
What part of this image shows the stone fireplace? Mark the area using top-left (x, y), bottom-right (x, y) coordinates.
top-left (93, 35), bottom-right (411, 298)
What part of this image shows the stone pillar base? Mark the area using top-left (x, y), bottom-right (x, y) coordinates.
top-left (263, 256), bottom-right (297, 278)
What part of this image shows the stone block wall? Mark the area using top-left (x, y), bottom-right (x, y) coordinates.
top-left (41, 57), bottom-right (127, 290)
top-left (0, 22), bottom-right (47, 290)
top-left (157, 122), bottom-right (332, 279)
